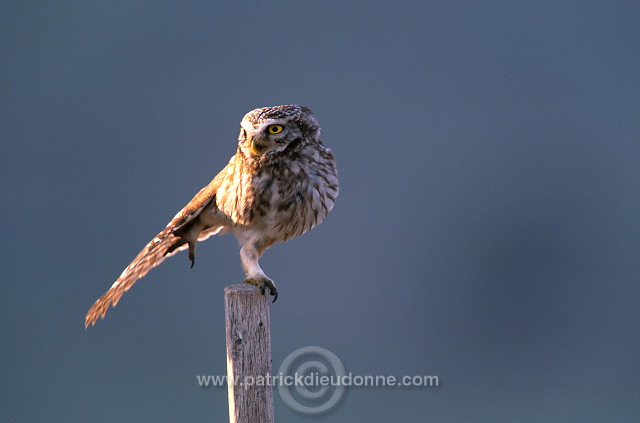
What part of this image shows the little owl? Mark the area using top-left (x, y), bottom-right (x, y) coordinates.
top-left (85, 105), bottom-right (338, 327)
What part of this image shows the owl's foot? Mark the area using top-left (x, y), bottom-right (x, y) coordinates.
top-left (244, 277), bottom-right (278, 303)
top-left (164, 238), bottom-right (197, 268)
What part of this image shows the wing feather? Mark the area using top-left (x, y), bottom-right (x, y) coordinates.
top-left (85, 172), bottom-right (225, 327)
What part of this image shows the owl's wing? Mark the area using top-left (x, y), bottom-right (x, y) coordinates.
top-left (85, 171), bottom-right (226, 327)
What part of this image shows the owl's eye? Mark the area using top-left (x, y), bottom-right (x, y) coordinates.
top-left (267, 125), bottom-right (284, 134)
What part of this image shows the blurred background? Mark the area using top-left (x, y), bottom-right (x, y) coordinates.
top-left (2, 1), bottom-right (639, 421)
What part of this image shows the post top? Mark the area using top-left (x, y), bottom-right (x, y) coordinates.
top-left (224, 283), bottom-right (262, 294)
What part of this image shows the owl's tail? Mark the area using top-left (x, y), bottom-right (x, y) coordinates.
top-left (85, 227), bottom-right (186, 328)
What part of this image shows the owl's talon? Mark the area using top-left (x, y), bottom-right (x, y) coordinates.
top-left (245, 278), bottom-right (278, 303)
top-left (188, 241), bottom-right (196, 268)
top-left (263, 280), bottom-right (278, 303)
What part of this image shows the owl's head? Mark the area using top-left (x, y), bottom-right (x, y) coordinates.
top-left (238, 105), bottom-right (320, 159)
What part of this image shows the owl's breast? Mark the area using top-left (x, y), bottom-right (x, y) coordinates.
top-left (216, 147), bottom-right (338, 242)
top-left (255, 159), bottom-right (338, 242)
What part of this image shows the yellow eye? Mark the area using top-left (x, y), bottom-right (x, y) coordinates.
top-left (268, 124), bottom-right (284, 134)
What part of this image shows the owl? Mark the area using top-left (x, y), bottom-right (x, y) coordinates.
top-left (85, 105), bottom-right (338, 327)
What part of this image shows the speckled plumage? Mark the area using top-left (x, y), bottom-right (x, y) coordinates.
top-left (85, 105), bottom-right (338, 327)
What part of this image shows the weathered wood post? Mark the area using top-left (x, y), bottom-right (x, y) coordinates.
top-left (225, 284), bottom-right (275, 423)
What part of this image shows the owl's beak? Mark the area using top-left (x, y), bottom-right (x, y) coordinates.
top-left (249, 135), bottom-right (269, 156)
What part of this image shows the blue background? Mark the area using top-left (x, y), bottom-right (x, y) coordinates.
top-left (2, 1), bottom-right (639, 421)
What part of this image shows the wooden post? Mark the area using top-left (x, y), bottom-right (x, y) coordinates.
top-left (225, 284), bottom-right (274, 423)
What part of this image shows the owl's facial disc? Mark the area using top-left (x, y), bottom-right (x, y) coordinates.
top-left (241, 119), bottom-right (290, 157)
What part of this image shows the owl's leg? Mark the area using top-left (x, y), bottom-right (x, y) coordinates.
top-left (240, 241), bottom-right (278, 302)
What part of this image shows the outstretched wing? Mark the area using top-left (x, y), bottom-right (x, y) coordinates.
top-left (85, 173), bottom-right (225, 327)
